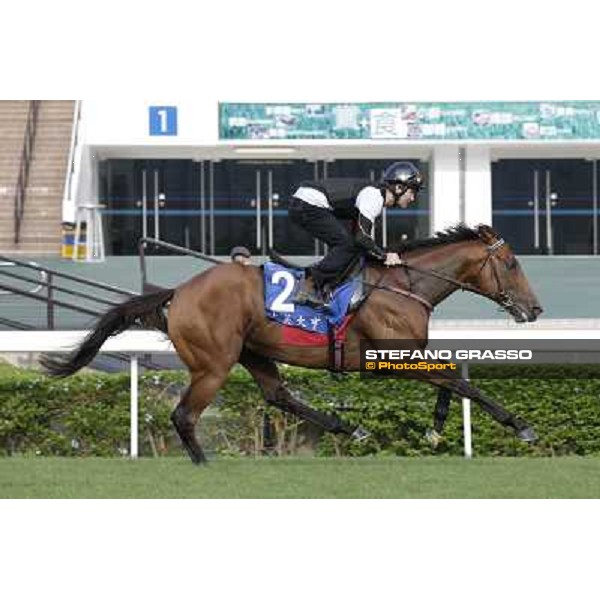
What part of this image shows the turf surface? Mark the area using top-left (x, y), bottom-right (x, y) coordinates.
top-left (1, 456), bottom-right (599, 498)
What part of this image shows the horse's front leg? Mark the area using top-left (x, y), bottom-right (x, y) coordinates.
top-left (425, 387), bottom-right (452, 448)
top-left (417, 367), bottom-right (536, 442)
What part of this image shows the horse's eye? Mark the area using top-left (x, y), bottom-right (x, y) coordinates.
top-left (505, 257), bottom-right (518, 270)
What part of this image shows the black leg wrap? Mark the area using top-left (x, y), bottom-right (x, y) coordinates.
top-left (433, 387), bottom-right (452, 433)
top-left (171, 406), bottom-right (207, 464)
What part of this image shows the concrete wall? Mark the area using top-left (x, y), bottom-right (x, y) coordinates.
top-left (430, 146), bottom-right (461, 233)
top-left (464, 146), bottom-right (492, 227)
top-left (82, 99), bottom-right (219, 147)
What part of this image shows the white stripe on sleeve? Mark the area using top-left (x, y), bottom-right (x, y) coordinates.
top-left (355, 186), bottom-right (383, 223)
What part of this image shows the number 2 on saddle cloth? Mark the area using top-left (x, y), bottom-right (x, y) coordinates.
top-left (263, 262), bottom-right (362, 370)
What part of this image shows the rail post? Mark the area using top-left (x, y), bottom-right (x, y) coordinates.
top-left (46, 273), bottom-right (54, 330)
top-left (130, 354), bottom-right (139, 458)
top-left (462, 362), bottom-right (472, 459)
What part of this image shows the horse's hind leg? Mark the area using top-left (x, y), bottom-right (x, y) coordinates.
top-left (239, 348), bottom-right (363, 439)
top-left (171, 371), bottom-right (228, 464)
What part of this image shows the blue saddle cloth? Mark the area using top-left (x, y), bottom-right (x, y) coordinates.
top-left (263, 262), bottom-right (359, 335)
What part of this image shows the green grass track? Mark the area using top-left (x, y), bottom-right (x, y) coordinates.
top-left (1, 456), bottom-right (599, 498)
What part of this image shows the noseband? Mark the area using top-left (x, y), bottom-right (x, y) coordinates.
top-left (473, 237), bottom-right (518, 311)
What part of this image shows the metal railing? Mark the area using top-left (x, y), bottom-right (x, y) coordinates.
top-left (14, 100), bottom-right (40, 244)
top-left (0, 254), bottom-right (137, 330)
top-left (0, 255), bottom-right (169, 371)
top-left (138, 237), bottom-right (225, 292)
top-left (0, 260), bottom-right (47, 296)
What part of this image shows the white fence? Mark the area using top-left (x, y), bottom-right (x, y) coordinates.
top-left (0, 330), bottom-right (173, 459)
top-left (1, 320), bottom-right (600, 458)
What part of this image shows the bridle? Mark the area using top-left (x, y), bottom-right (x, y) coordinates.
top-left (471, 237), bottom-right (519, 313)
top-left (365, 234), bottom-right (518, 314)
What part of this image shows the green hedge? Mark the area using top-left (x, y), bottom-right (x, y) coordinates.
top-left (1, 363), bottom-right (599, 457)
top-left (0, 368), bottom-right (179, 457)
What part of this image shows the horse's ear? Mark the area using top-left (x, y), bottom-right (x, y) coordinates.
top-left (476, 224), bottom-right (496, 243)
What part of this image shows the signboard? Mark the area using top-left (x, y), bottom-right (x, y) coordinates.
top-left (219, 102), bottom-right (600, 141)
top-left (149, 106), bottom-right (178, 136)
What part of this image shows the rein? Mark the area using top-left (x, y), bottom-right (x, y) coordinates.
top-left (364, 278), bottom-right (434, 312)
top-left (364, 237), bottom-right (509, 312)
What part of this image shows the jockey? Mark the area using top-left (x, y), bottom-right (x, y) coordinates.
top-left (230, 245), bottom-right (252, 265)
top-left (288, 161), bottom-right (424, 308)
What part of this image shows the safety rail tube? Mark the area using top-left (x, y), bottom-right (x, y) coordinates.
top-left (62, 100), bottom-right (82, 221)
top-left (0, 260), bottom-right (47, 296)
top-left (0, 268), bottom-right (125, 307)
top-left (138, 237), bottom-right (227, 293)
top-left (0, 254), bottom-right (137, 296)
top-left (138, 237), bottom-right (227, 264)
top-left (14, 101), bottom-right (40, 244)
top-left (0, 254), bottom-right (138, 330)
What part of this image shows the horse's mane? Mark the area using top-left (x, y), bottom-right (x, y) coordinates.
top-left (390, 223), bottom-right (486, 253)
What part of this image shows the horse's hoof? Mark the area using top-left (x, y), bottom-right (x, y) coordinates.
top-left (517, 426), bottom-right (537, 443)
top-left (189, 452), bottom-right (208, 465)
top-left (351, 426), bottom-right (371, 442)
top-left (425, 429), bottom-right (443, 448)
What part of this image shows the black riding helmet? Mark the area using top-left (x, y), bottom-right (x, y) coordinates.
top-left (230, 246), bottom-right (251, 260)
top-left (381, 161), bottom-right (424, 200)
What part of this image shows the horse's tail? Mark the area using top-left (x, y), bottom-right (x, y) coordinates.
top-left (40, 288), bottom-right (175, 377)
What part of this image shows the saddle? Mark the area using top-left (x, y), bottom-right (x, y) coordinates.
top-left (267, 249), bottom-right (367, 312)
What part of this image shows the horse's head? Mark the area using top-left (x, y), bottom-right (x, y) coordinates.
top-left (467, 225), bottom-right (543, 323)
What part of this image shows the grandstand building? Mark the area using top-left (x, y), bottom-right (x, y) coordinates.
top-left (1, 99), bottom-right (600, 258)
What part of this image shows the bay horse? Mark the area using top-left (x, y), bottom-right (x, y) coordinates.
top-left (41, 224), bottom-right (543, 463)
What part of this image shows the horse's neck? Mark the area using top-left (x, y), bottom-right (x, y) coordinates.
top-left (389, 241), bottom-right (481, 307)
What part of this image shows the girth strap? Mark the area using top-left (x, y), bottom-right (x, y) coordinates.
top-left (327, 316), bottom-right (353, 373)
top-left (329, 329), bottom-right (345, 372)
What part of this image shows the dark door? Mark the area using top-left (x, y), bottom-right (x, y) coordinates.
top-left (100, 159), bottom-right (138, 255)
top-left (211, 159), bottom-right (315, 255)
top-left (492, 159), bottom-right (596, 254)
top-left (101, 159), bottom-right (201, 254)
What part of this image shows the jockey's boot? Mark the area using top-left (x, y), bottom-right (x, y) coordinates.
top-left (293, 278), bottom-right (330, 310)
